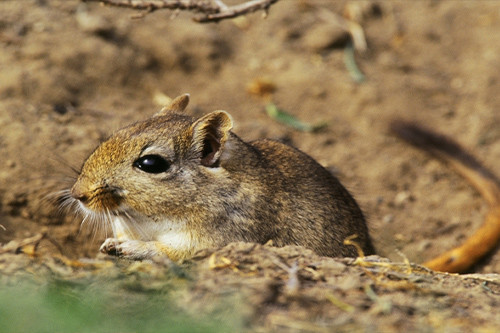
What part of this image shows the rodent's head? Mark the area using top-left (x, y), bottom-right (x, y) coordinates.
top-left (70, 94), bottom-right (234, 221)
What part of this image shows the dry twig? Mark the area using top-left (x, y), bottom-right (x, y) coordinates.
top-left (0, 232), bottom-right (64, 256)
top-left (391, 121), bottom-right (500, 273)
top-left (82, 0), bottom-right (280, 22)
top-left (316, 8), bottom-right (367, 53)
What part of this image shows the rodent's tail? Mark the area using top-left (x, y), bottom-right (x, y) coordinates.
top-left (390, 120), bottom-right (500, 273)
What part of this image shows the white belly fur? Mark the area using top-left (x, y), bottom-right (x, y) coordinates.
top-left (111, 216), bottom-right (195, 252)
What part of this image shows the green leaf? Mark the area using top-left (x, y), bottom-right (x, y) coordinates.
top-left (344, 40), bottom-right (365, 83)
top-left (265, 103), bottom-right (328, 132)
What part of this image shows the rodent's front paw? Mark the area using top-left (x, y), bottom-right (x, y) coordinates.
top-left (100, 238), bottom-right (123, 257)
top-left (99, 238), bottom-right (163, 260)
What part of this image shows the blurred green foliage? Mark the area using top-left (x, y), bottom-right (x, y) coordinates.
top-left (0, 279), bottom-right (232, 333)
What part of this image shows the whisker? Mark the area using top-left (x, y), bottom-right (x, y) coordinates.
top-left (79, 211), bottom-right (90, 235)
top-left (105, 208), bottom-right (114, 239)
top-left (120, 210), bottom-right (138, 238)
top-left (93, 210), bottom-right (105, 241)
top-left (124, 210), bottom-right (149, 239)
top-left (122, 210), bottom-right (136, 235)
top-left (53, 187), bottom-right (149, 248)
top-left (47, 154), bottom-right (81, 177)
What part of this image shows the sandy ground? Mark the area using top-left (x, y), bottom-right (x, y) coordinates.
top-left (1, 0), bottom-right (500, 331)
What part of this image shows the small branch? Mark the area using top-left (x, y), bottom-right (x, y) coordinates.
top-left (81, 0), bottom-right (280, 23)
top-left (82, 0), bottom-right (218, 13)
top-left (194, 0), bottom-right (279, 23)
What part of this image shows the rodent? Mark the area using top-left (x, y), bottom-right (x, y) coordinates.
top-left (68, 94), bottom-right (375, 261)
top-left (66, 94), bottom-right (500, 273)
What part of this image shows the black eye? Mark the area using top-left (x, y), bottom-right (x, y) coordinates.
top-left (133, 155), bottom-right (170, 174)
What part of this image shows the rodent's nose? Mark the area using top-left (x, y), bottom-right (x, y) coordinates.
top-left (71, 183), bottom-right (88, 203)
top-left (73, 192), bottom-right (89, 203)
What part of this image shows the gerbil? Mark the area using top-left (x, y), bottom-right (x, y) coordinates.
top-left (66, 94), bottom-right (500, 273)
top-left (67, 94), bottom-right (375, 261)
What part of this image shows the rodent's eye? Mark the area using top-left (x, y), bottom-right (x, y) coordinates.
top-left (133, 155), bottom-right (170, 174)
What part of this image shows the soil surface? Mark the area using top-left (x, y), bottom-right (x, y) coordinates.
top-left (1, 0), bottom-right (500, 331)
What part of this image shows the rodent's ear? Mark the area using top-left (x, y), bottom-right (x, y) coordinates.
top-left (190, 111), bottom-right (233, 167)
top-left (154, 94), bottom-right (190, 117)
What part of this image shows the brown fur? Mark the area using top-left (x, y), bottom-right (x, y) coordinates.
top-left (70, 94), bottom-right (375, 260)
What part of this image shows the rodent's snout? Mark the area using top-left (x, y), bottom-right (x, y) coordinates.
top-left (71, 179), bottom-right (89, 203)
top-left (70, 177), bottom-right (124, 212)
top-left (71, 185), bottom-right (88, 203)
